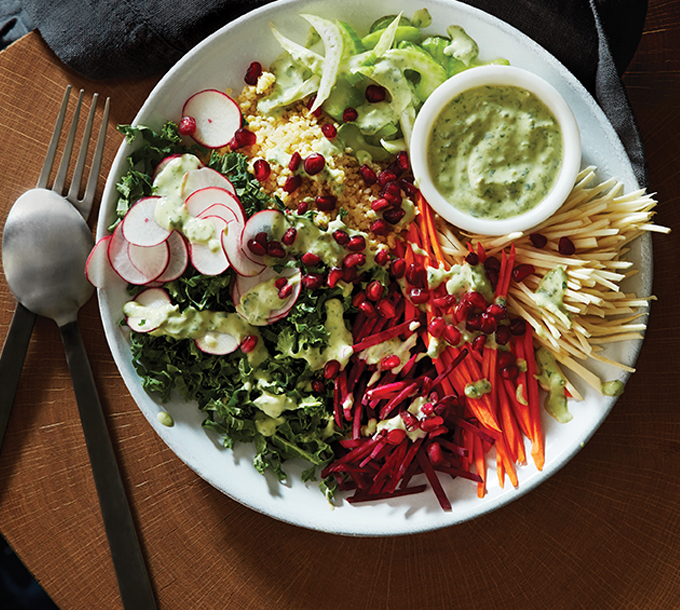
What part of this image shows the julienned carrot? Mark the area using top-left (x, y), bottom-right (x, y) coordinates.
top-left (474, 434), bottom-right (486, 498)
top-left (523, 326), bottom-right (545, 470)
top-left (495, 436), bottom-right (518, 488)
top-left (497, 376), bottom-right (525, 466)
top-left (495, 249), bottom-right (508, 300)
top-left (511, 339), bottom-right (534, 440)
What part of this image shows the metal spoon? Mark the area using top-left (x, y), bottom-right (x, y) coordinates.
top-left (1, 104), bottom-right (156, 608)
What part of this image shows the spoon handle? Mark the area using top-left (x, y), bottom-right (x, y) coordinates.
top-left (0, 303), bottom-right (36, 452)
top-left (59, 320), bottom-right (157, 610)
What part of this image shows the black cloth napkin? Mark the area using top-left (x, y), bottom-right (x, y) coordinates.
top-left (21, 0), bottom-right (648, 187)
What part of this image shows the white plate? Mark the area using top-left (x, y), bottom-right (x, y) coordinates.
top-left (97, 0), bottom-right (652, 536)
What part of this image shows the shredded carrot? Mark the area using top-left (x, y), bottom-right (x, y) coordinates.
top-left (474, 434), bottom-right (486, 498)
top-left (523, 326), bottom-right (545, 471)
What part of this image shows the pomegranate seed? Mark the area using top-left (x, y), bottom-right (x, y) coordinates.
top-left (267, 242), bottom-right (286, 259)
top-left (352, 291), bottom-right (366, 307)
top-left (480, 312), bottom-right (497, 334)
top-left (306, 95), bottom-right (322, 117)
top-left (486, 302), bottom-right (507, 320)
top-left (420, 416), bottom-right (444, 432)
top-left (327, 267), bottom-right (343, 288)
top-left (321, 123), bottom-right (337, 139)
top-left (497, 351), bottom-right (516, 369)
top-left (463, 291), bottom-right (487, 310)
top-left (395, 150), bottom-right (409, 172)
top-left (240, 335), bottom-right (259, 353)
top-left (500, 364), bottom-right (519, 380)
top-left (380, 181), bottom-right (402, 204)
top-left (495, 325), bottom-right (511, 345)
top-left (323, 359), bottom-right (341, 379)
top-left (390, 258), bottom-right (406, 278)
top-left (253, 159), bottom-right (271, 182)
top-left (472, 335), bottom-right (486, 351)
top-left (283, 175), bottom-right (302, 194)
top-left (359, 301), bottom-right (376, 317)
top-left (247, 239), bottom-right (266, 257)
top-left (386, 428), bottom-right (407, 445)
top-left (530, 233), bottom-right (548, 249)
top-left (365, 84), bottom-right (387, 103)
top-left (288, 151), bottom-right (302, 172)
top-left (343, 266), bottom-right (358, 283)
top-left (486, 268), bottom-right (499, 289)
top-left (443, 324), bottom-right (462, 346)
top-left (302, 273), bottom-right (324, 290)
top-left (366, 280), bottom-right (384, 301)
top-left (377, 299), bottom-right (396, 317)
top-left (274, 277), bottom-right (288, 289)
top-left (370, 218), bottom-right (390, 236)
top-left (371, 198), bottom-right (390, 212)
top-left (244, 61), bottom-right (263, 85)
top-left (281, 227), bottom-right (297, 246)
top-left (399, 411), bottom-right (419, 431)
top-left (406, 263), bottom-right (426, 288)
top-left (399, 177), bottom-right (418, 197)
top-left (426, 442), bottom-right (444, 465)
top-left (432, 295), bottom-right (456, 310)
top-left (465, 252), bottom-right (479, 266)
top-left (296, 200), bottom-right (309, 214)
top-left (427, 316), bottom-right (446, 338)
top-left (454, 300), bottom-right (471, 322)
top-left (381, 355), bottom-right (401, 370)
top-left (254, 232), bottom-right (268, 247)
top-left (378, 170), bottom-right (397, 187)
top-left (303, 153), bottom-right (325, 175)
top-left (359, 164), bottom-right (377, 185)
top-left (342, 107), bottom-right (358, 122)
top-left (421, 402), bottom-right (435, 416)
top-left (512, 263), bottom-right (535, 283)
top-left (466, 314), bottom-right (483, 332)
top-left (231, 127), bottom-right (256, 149)
top-left (375, 249), bottom-right (390, 266)
top-left (278, 283), bottom-right (293, 299)
top-left (325, 231), bottom-right (347, 248)
top-left (509, 317), bottom-right (527, 336)
top-left (314, 194), bottom-right (336, 211)
top-left (346, 235), bottom-right (366, 252)
top-left (178, 116), bottom-right (196, 136)
top-left (301, 252), bottom-right (321, 266)
top-left (484, 256), bottom-right (500, 273)
top-left (409, 287), bottom-right (430, 304)
top-left (312, 379), bottom-right (325, 394)
top-left (559, 236), bottom-right (576, 255)
top-left (344, 252), bottom-right (366, 268)
top-left (383, 207), bottom-right (405, 224)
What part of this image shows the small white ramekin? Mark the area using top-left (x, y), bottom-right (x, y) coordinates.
top-left (410, 65), bottom-right (582, 236)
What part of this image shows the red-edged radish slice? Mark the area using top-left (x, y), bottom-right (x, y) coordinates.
top-left (195, 330), bottom-right (240, 355)
top-left (197, 203), bottom-right (240, 225)
top-left (108, 223), bottom-right (168, 285)
top-left (121, 196), bottom-right (171, 247)
top-left (241, 208), bottom-right (286, 262)
top-left (125, 287), bottom-right (172, 333)
top-left (181, 167), bottom-right (236, 201)
top-left (222, 223), bottom-right (265, 277)
top-left (155, 231), bottom-right (189, 283)
top-left (85, 235), bottom-right (114, 288)
top-left (153, 154), bottom-right (201, 180)
top-left (185, 186), bottom-right (246, 225)
top-left (182, 89), bottom-right (242, 149)
top-left (188, 216), bottom-right (230, 276)
top-left (233, 266), bottom-right (301, 326)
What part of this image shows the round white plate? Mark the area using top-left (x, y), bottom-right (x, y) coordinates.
top-left (97, 0), bottom-right (651, 536)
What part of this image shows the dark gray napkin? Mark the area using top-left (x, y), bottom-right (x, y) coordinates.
top-left (21, 0), bottom-right (648, 186)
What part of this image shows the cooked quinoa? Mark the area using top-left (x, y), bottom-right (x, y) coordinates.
top-left (230, 72), bottom-right (415, 250)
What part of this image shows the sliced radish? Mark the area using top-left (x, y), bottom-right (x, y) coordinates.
top-left (153, 154), bottom-right (200, 180)
top-left (197, 203), bottom-right (241, 225)
top-left (222, 223), bottom-right (265, 277)
top-left (108, 223), bottom-right (169, 285)
top-left (125, 287), bottom-right (172, 333)
top-left (155, 231), bottom-right (189, 283)
top-left (188, 216), bottom-right (230, 276)
top-left (182, 89), bottom-right (242, 149)
top-left (121, 196), bottom-right (171, 247)
top-left (241, 208), bottom-right (286, 265)
top-left (85, 235), bottom-right (114, 289)
top-left (233, 266), bottom-right (301, 326)
top-left (185, 186), bottom-right (246, 225)
top-left (181, 167), bottom-right (236, 201)
top-left (195, 330), bottom-right (239, 355)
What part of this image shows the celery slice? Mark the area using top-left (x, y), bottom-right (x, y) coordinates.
top-left (301, 14), bottom-right (344, 112)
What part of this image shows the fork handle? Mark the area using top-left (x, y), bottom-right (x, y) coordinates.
top-left (0, 302), bottom-right (36, 453)
top-left (59, 320), bottom-right (157, 610)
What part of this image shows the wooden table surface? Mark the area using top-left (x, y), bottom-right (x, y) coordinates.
top-left (1, 3), bottom-right (679, 609)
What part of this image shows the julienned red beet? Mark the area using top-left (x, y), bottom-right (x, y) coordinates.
top-left (178, 116), bottom-right (196, 136)
top-left (244, 61), bottom-right (262, 85)
top-left (377, 299), bottom-right (396, 317)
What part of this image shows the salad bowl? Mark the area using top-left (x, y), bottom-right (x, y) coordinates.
top-left (97, 0), bottom-right (651, 536)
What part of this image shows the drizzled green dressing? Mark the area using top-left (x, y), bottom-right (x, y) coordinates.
top-left (427, 84), bottom-right (563, 219)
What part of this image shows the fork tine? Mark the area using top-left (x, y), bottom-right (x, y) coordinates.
top-left (67, 93), bottom-right (98, 207)
top-left (53, 89), bottom-right (84, 196)
top-left (36, 85), bottom-right (71, 189)
top-left (78, 96), bottom-right (110, 220)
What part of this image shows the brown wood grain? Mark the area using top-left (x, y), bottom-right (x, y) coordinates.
top-left (0, 2), bottom-right (679, 608)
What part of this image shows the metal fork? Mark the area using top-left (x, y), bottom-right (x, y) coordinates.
top-left (0, 86), bottom-right (157, 609)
